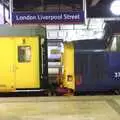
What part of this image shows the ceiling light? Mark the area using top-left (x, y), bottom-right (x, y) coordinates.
top-left (110, 0), bottom-right (120, 15)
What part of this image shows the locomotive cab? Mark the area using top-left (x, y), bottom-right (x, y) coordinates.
top-left (0, 25), bottom-right (48, 93)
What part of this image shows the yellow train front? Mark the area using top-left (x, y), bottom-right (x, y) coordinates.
top-left (0, 25), bottom-right (48, 93)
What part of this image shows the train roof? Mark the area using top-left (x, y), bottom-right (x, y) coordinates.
top-left (0, 25), bottom-right (46, 37)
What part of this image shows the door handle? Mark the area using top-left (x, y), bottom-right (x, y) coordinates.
top-left (12, 65), bottom-right (19, 72)
top-left (16, 66), bottom-right (19, 70)
top-left (12, 64), bottom-right (16, 72)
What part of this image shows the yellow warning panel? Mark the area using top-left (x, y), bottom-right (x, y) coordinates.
top-left (63, 42), bottom-right (75, 90)
top-left (0, 38), bottom-right (16, 92)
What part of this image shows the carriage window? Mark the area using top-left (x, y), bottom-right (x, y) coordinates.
top-left (18, 46), bottom-right (31, 62)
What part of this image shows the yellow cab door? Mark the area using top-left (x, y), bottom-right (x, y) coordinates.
top-left (15, 37), bottom-right (40, 89)
top-left (0, 38), bottom-right (15, 92)
top-left (63, 42), bottom-right (75, 91)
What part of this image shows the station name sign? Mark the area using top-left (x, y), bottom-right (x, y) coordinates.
top-left (12, 11), bottom-right (84, 24)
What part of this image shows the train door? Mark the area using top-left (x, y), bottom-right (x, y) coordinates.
top-left (74, 52), bottom-right (89, 90)
top-left (15, 37), bottom-right (40, 89)
top-left (0, 38), bottom-right (15, 91)
top-left (89, 52), bottom-right (107, 82)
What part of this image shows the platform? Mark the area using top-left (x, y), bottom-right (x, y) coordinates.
top-left (0, 96), bottom-right (120, 120)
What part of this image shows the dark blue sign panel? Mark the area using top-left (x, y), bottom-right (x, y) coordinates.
top-left (12, 11), bottom-right (84, 24)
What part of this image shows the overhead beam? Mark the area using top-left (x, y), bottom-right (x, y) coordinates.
top-left (90, 0), bottom-right (101, 6)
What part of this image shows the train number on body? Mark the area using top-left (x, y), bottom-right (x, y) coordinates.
top-left (114, 72), bottom-right (120, 78)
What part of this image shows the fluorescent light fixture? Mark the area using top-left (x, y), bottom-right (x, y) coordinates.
top-left (110, 0), bottom-right (120, 15)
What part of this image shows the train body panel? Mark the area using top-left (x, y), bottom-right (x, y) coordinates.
top-left (107, 52), bottom-right (120, 88)
top-left (75, 51), bottom-right (109, 92)
top-left (75, 51), bottom-right (120, 92)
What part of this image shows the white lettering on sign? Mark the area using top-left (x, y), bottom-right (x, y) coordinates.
top-left (37, 15), bottom-right (62, 20)
top-left (16, 15), bottom-right (37, 20)
top-left (15, 14), bottom-right (81, 21)
top-left (114, 72), bottom-right (120, 78)
top-left (63, 14), bottom-right (80, 20)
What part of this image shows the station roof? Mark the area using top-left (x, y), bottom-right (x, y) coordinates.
top-left (0, 0), bottom-right (119, 41)
top-left (12, 0), bottom-right (116, 18)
